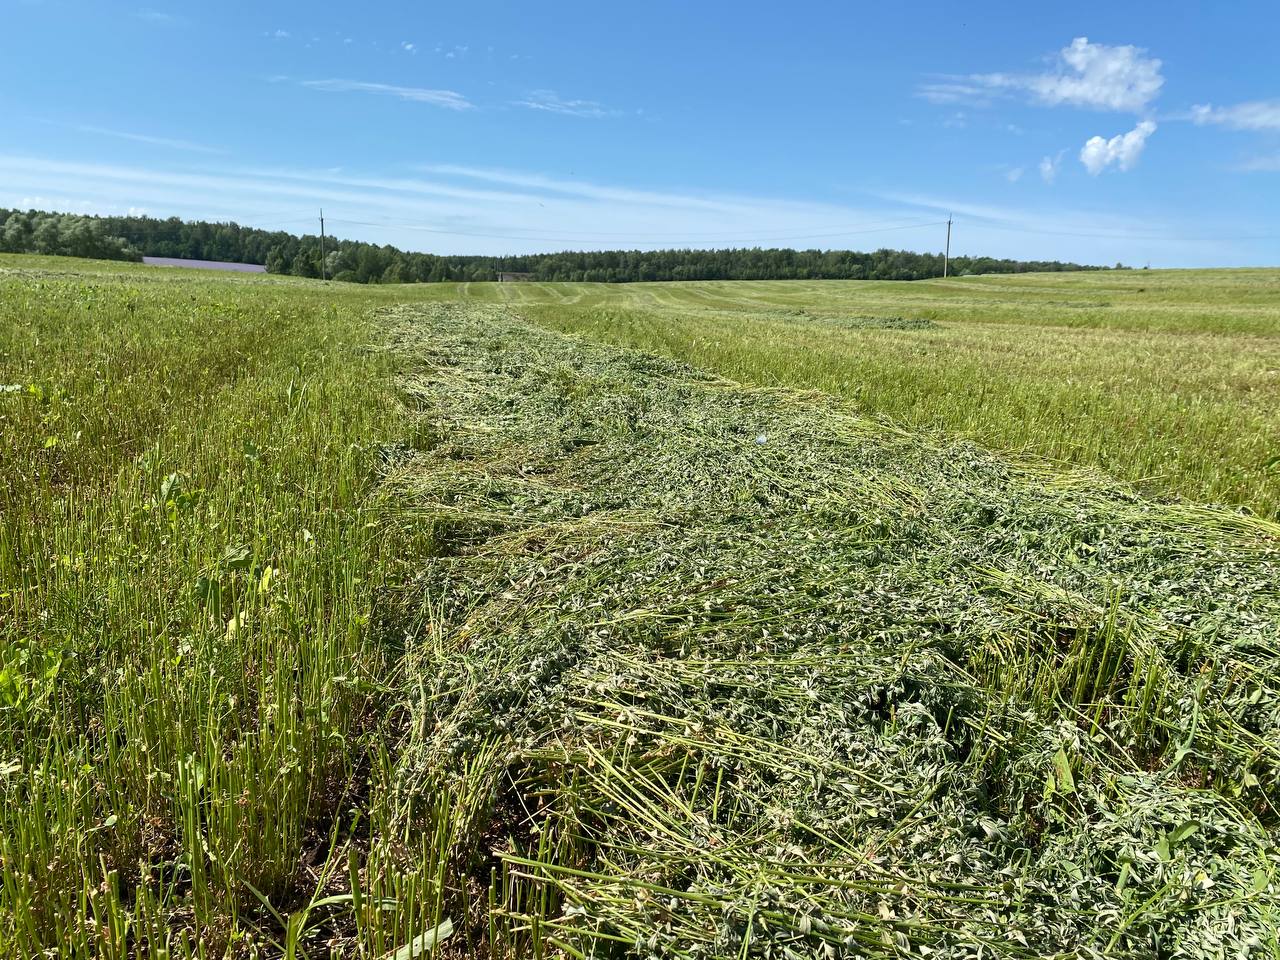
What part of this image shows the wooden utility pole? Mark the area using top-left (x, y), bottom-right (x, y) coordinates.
top-left (318, 208), bottom-right (327, 281)
top-left (943, 215), bottom-right (953, 278)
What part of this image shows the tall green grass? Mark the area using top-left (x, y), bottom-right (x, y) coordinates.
top-left (0, 263), bottom-right (463, 956)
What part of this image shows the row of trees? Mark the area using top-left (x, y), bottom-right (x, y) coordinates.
top-left (0, 208), bottom-right (1111, 282)
top-left (267, 236), bottom-right (1110, 283)
top-left (0, 209), bottom-right (142, 262)
top-left (80, 213), bottom-right (290, 264)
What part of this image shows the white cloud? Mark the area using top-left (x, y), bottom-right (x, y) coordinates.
top-left (299, 79), bottom-right (472, 110)
top-left (1005, 167), bottom-right (1024, 183)
top-left (1039, 151), bottom-right (1064, 184)
top-left (515, 90), bottom-right (615, 118)
top-left (18, 195), bottom-right (99, 214)
top-left (920, 37), bottom-right (1163, 113)
top-left (1080, 120), bottom-right (1156, 175)
top-left (1029, 38), bottom-right (1163, 111)
top-left (270, 29), bottom-right (290, 39)
top-left (1190, 100), bottom-right (1280, 132)
top-left (401, 41), bottom-right (416, 54)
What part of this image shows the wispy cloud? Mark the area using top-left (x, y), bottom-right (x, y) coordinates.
top-left (1039, 151), bottom-right (1065, 184)
top-left (1235, 154), bottom-right (1280, 173)
top-left (919, 37), bottom-right (1163, 113)
top-left (514, 90), bottom-right (615, 118)
top-left (70, 124), bottom-right (226, 155)
top-left (135, 9), bottom-right (179, 24)
top-left (1190, 100), bottom-right (1280, 132)
top-left (418, 164), bottom-right (748, 213)
top-left (1004, 167), bottom-right (1024, 183)
top-left (401, 41), bottom-right (417, 54)
top-left (879, 190), bottom-right (1177, 245)
top-left (1080, 121), bottom-right (1156, 175)
top-left (299, 79), bottom-right (472, 110)
top-left (0, 155), bottom-right (943, 251)
top-left (917, 81), bottom-right (996, 107)
top-left (1, 153), bottom-right (1261, 265)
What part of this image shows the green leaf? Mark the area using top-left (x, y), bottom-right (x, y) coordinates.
top-left (221, 542), bottom-right (253, 572)
top-left (159, 472), bottom-right (183, 503)
top-left (1253, 867), bottom-right (1271, 894)
top-left (1052, 746), bottom-right (1076, 795)
top-left (384, 919), bottom-right (453, 960)
top-left (195, 575), bottom-right (222, 607)
top-left (1115, 861), bottom-right (1132, 897)
top-left (1170, 820), bottom-right (1200, 845)
top-left (0, 668), bottom-right (21, 706)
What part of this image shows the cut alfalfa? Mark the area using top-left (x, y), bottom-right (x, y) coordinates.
top-left (779, 310), bottom-right (939, 331)
top-left (837, 315), bottom-right (938, 330)
top-left (380, 301), bottom-right (1280, 958)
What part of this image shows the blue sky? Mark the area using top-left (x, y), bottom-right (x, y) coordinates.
top-left (3, 0), bottom-right (1279, 265)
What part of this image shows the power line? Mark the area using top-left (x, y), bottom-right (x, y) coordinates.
top-left (950, 221), bottom-right (1280, 243)
top-left (173, 205), bottom-right (1280, 252)
top-left (251, 215), bottom-right (327, 227)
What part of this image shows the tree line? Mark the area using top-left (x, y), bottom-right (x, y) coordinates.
top-left (0, 208), bottom-right (1114, 282)
top-left (0, 209), bottom-right (142, 262)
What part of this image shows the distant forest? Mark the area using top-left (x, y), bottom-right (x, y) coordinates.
top-left (0, 208), bottom-right (1116, 283)
top-left (0, 209), bottom-right (143, 263)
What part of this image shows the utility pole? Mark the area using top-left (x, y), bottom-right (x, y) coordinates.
top-left (943, 215), bottom-right (953, 278)
top-left (318, 208), bottom-right (327, 281)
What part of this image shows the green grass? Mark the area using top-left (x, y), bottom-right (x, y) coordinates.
top-left (1, 254), bottom-right (1278, 958)
top-left (0, 257), bottom-right (458, 956)
top-left (443, 270), bottom-right (1280, 516)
